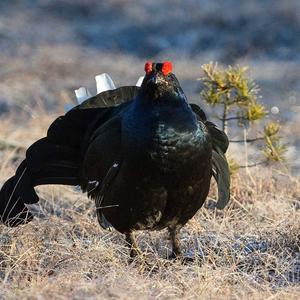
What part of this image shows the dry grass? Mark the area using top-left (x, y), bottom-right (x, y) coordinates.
top-left (0, 1), bottom-right (299, 298)
top-left (0, 109), bottom-right (299, 299)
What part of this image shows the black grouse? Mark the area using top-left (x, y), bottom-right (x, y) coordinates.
top-left (0, 61), bottom-right (230, 258)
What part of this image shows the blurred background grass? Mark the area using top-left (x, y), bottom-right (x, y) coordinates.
top-left (0, 0), bottom-right (299, 168)
top-left (0, 2), bottom-right (300, 299)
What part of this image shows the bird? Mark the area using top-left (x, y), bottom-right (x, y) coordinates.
top-left (0, 61), bottom-right (230, 259)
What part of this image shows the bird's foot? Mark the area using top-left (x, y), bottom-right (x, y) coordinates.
top-left (128, 247), bottom-right (143, 262)
top-left (125, 232), bottom-right (159, 273)
top-left (129, 252), bottom-right (159, 273)
top-left (167, 252), bottom-right (197, 265)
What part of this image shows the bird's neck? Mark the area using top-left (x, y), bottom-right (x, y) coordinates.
top-left (123, 93), bottom-right (203, 150)
top-left (133, 93), bottom-right (197, 131)
top-left (122, 94), bottom-right (210, 174)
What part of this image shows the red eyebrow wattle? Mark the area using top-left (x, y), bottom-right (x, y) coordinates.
top-left (162, 61), bottom-right (172, 76)
top-left (144, 61), bottom-right (153, 75)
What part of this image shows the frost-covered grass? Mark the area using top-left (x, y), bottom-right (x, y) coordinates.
top-left (0, 111), bottom-right (299, 299)
top-left (0, 1), bottom-right (300, 298)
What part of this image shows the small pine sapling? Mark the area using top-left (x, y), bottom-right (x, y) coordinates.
top-left (200, 62), bottom-right (286, 172)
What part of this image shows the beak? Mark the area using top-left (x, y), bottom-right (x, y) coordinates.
top-left (149, 73), bottom-right (165, 85)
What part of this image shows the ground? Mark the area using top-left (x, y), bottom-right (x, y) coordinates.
top-left (0, 1), bottom-right (300, 298)
top-left (0, 112), bottom-right (299, 299)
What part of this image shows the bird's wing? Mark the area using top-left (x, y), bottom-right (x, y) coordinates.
top-left (76, 86), bottom-right (140, 109)
top-left (94, 163), bottom-right (120, 231)
top-left (191, 103), bottom-right (230, 209)
top-left (79, 114), bottom-right (124, 231)
top-left (0, 86), bottom-right (138, 227)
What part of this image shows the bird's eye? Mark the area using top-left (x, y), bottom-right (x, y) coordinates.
top-left (144, 61), bottom-right (153, 75)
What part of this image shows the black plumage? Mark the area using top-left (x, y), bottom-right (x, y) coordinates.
top-left (0, 61), bottom-right (230, 258)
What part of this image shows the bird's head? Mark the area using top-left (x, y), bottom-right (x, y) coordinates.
top-left (140, 61), bottom-right (184, 100)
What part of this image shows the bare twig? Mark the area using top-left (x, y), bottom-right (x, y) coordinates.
top-left (238, 161), bottom-right (266, 168)
top-left (222, 103), bottom-right (228, 134)
top-left (218, 116), bottom-right (244, 122)
top-left (230, 137), bottom-right (264, 143)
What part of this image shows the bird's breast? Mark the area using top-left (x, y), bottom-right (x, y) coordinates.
top-left (123, 104), bottom-right (211, 179)
top-left (148, 122), bottom-right (210, 175)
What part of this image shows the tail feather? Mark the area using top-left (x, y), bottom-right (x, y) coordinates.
top-left (0, 139), bottom-right (80, 227)
top-left (0, 172), bottom-right (34, 227)
top-left (0, 86), bottom-right (139, 227)
top-left (14, 160), bottom-right (39, 204)
top-left (33, 163), bottom-right (79, 186)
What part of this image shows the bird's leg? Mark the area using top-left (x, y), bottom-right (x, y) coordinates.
top-left (125, 232), bottom-right (142, 258)
top-left (168, 227), bottom-right (182, 259)
top-left (168, 227), bottom-right (195, 264)
top-left (125, 232), bottom-right (157, 273)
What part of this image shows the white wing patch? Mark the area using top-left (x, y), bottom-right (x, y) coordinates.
top-left (65, 73), bottom-right (142, 112)
top-left (135, 76), bottom-right (144, 87)
top-left (75, 87), bottom-right (92, 104)
top-left (95, 73), bottom-right (116, 94)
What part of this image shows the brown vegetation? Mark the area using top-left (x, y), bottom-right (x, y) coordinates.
top-left (0, 109), bottom-right (299, 299)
